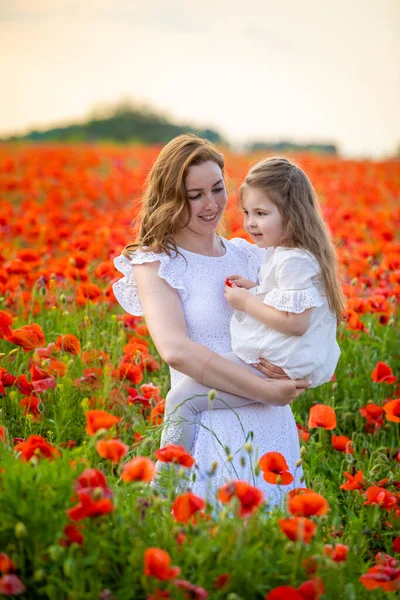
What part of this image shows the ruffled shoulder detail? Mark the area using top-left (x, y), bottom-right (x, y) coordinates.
top-left (263, 287), bottom-right (323, 314)
top-left (112, 250), bottom-right (187, 316)
top-left (228, 237), bottom-right (265, 282)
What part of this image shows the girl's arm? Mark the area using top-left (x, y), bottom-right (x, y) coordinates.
top-left (133, 262), bottom-right (308, 406)
top-left (224, 286), bottom-right (311, 336)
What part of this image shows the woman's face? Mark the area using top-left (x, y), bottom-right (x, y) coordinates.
top-left (183, 161), bottom-right (227, 234)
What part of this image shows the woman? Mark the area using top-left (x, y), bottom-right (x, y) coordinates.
top-left (113, 134), bottom-right (308, 506)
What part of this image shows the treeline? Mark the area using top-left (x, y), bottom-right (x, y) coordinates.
top-left (1, 101), bottom-right (338, 154)
top-left (249, 141), bottom-right (337, 154)
top-left (2, 102), bottom-right (223, 145)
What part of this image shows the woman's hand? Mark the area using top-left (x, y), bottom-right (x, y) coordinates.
top-left (226, 274), bottom-right (256, 290)
top-left (266, 378), bottom-right (309, 406)
top-left (252, 358), bottom-right (288, 379)
top-left (224, 285), bottom-right (251, 311)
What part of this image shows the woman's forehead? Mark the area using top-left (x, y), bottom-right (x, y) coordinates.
top-left (185, 161), bottom-right (223, 190)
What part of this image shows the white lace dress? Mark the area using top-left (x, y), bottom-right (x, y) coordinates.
top-left (113, 238), bottom-right (303, 507)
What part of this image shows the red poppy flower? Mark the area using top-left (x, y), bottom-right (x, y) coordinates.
top-left (172, 492), bottom-right (206, 523)
top-left (308, 404), bottom-right (336, 430)
top-left (394, 537), bottom-right (400, 554)
top-left (0, 574), bottom-right (26, 596)
top-left (296, 423), bottom-right (311, 442)
top-left (56, 334), bottom-right (81, 355)
top-left (278, 517), bottom-right (317, 543)
top-left (340, 470), bottom-right (364, 491)
top-left (121, 456), bottom-right (155, 483)
top-left (297, 577), bottom-right (324, 599)
top-left (0, 554), bottom-right (16, 574)
top-left (214, 573), bottom-right (231, 590)
top-left (173, 579), bottom-right (208, 599)
top-left (360, 564), bottom-right (400, 592)
top-left (85, 410), bottom-right (120, 436)
top-left (288, 489), bottom-right (329, 517)
top-left (359, 402), bottom-right (384, 433)
top-left (363, 486), bottom-right (397, 510)
top-left (346, 309), bottom-right (367, 332)
top-left (75, 469), bottom-right (112, 495)
top-left (67, 491), bottom-right (114, 521)
top-left (218, 481), bottom-right (264, 517)
top-left (258, 451), bottom-right (294, 485)
top-left (116, 363), bottom-right (143, 384)
top-left (371, 362), bottom-right (397, 384)
top-left (331, 435), bottom-right (354, 454)
top-left (266, 586), bottom-right (303, 600)
top-left (59, 524), bottom-right (85, 547)
top-left (143, 548), bottom-right (181, 580)
top-left (155, 444), bottom-right (195, 468)
top-left (0, 311), bottom-right (13, 338)
top-left (19, 396), bottom-right (42, 421)
top-left (96, 439), bottom-right (128, 463)
top-left (224, 277), bottom-right (233, 288)
top-left (5, 323), bottom-right (45, 352)
top-left (383, 399), bottom-right (400, 423)
top-left (323, 544), bottom-right (349, 562)
top-left (14, 435), bottom-right (59, 461)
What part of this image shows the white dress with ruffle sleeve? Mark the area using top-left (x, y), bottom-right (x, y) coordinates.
top-left (113, 238), bottom-right (303, 506)
top-left (231, 247), bottom-right (340, 387)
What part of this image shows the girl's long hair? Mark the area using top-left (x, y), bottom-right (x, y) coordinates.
top-left (241, 157), bottom-right (346, 321)
top-left (122, 134), bottom-right (224, 259)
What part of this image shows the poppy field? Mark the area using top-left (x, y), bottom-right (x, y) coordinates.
top-left (0, 143), bottom-right (399, 599)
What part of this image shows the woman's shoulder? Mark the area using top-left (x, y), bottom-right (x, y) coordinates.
top-left (114, 247), bottom-right (184, 273)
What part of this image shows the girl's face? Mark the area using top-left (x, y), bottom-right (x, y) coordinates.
top-left (183, 161), bottom-right (227, 234)
top-left (242, 187), bottom-right (284, 248)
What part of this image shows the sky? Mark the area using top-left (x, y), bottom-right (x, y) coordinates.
top-left (0, 0), bottom-right (399, 157)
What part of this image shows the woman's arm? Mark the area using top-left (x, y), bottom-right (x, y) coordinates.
top-left (133, 262), bottom-right (308, 406)
top-left (224, 286), bottom-right (312, 336)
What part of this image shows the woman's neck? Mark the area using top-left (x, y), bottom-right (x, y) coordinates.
top-left (173, 231), bottom-right (225, 257)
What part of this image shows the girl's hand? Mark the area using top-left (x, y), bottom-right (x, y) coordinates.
top-left (224, 285), bottom-right (251, 311)
top-left (226, 275), bottom-right (256, 290)
top-left (266, 378), bottom-right (309, 406)
top-left (252, 358), bottom-right (288, 379)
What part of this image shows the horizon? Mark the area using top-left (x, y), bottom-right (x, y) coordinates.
top-left (1, 0), bottom-right (399, 158)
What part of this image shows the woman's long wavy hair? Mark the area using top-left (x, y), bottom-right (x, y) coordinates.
top-left (122, 134), bottom-right (225, 259)
top-left (240, 157), bottom-right (346, 321)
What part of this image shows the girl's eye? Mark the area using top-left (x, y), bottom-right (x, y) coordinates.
top-left (257, 212), bottom-right (266, 216)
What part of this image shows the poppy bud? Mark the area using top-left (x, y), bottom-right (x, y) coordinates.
top-left (15, 522), bottom-right (27, 538)
top-left (208, 389), bottom-right (216, 401)
top-left (209, 460), bottom-right (218, 474)
top-left (244, 442), bottom-right (253, 453)
top-left (300, 446), bottom-right (307, 457)
top-left (296, 459), bottom-right (302, 467)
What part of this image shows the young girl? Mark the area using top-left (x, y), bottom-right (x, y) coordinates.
top-left (162, 156), bottom-right (344, 453)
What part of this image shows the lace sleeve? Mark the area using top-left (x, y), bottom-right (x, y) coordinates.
top-left (112, 250), bottom-right (187, 316)
top-left (263, 248), bottom-right (323, 314)
top-left (228, 237), bottom-right (265, 282)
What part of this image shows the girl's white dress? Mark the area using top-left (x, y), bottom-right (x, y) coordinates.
top-left (231, 247), bottom-right (340, 387)
top-left (113, 238), bottom-right (303, 507)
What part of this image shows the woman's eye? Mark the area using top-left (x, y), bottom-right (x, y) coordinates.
top-left (213, 187), bottom-right (225, 193)
top-left (188, 194), bottom-right (201, 200)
